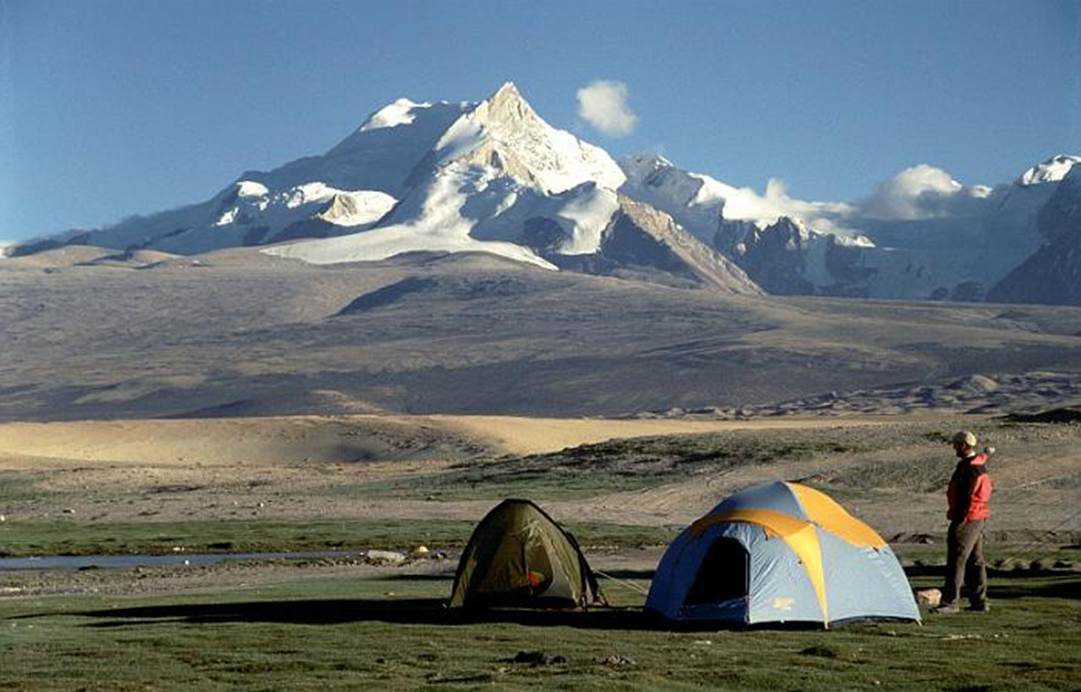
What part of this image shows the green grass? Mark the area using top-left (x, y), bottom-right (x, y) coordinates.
top-left (2, 571), bottom-right (1078, 690)
top-left (0, 519), bottom-right (681, 557)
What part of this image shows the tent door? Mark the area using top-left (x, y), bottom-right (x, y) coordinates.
top-left (685, 537), bottom-right (749, 605)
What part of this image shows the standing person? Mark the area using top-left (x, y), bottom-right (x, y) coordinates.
top-left (936, 430), bottom-right (993, 613)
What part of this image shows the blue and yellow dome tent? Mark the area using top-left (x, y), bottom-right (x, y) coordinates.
top-left (646, 481), bottom-right (920, 627)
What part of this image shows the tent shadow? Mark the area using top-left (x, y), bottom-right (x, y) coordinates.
top-left (75, 598), bottom-right (672, 630)
top-left (74, 599), bottom-right (848, 631)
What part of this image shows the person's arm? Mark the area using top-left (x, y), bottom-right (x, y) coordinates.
top-left (965, 474), bottom-right (992, 522)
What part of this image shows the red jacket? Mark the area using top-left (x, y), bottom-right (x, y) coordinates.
top-left (947, 453), bottom-right (992, 522)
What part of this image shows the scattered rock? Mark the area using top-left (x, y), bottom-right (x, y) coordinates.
top-left (916, 588), bottom-right (942, 608)
top-left (365, 550), bottom-right (407, 565)
top-left (599, 655), bottom-right (636, 668)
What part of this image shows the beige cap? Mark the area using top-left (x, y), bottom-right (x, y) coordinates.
top-left (952, 430), bottom-right (977, 447)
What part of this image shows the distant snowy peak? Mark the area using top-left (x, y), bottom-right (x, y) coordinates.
top-left (618, 154), bottom-right (857, 245)
top-left (620, 153), bottom-right (734, 209)
top-left (430, 82), bottom-right (625, 194)
top-left (1016, 154), bottom-right (1081, 186)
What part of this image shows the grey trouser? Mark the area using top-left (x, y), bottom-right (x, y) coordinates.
top-left (943, 520), bottom-right (987, 606)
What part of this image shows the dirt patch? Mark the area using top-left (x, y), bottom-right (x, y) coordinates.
top-left (1, 415), bottom-right (1077, 541)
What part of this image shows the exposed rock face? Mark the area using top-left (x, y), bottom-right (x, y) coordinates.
top-left (715, 216), bottom-right (876, 296)
top-left (987, 166), bottom-right (1081, 305)
top-left (593, 197), bottom-right (762, 294)
top-left (618, 153), bottom-right (730, 243)
top-left (716, 217), bottom-right (817, 294)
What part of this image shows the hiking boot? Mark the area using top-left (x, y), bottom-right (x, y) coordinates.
top-left (934, 602), bottom-right (960, 614)
top-left (966, 601), bottom-right (990, 612)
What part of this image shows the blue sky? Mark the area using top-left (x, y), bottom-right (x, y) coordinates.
top-left (2, 0), bottom-right (1079, 241)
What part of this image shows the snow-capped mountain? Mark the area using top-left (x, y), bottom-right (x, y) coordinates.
top-left (988, 164), bottom-right (1081, 304)
top-left (265, 83), bottom-right (755, 291)
top-left (618, 153), bottom-right (1077, 300)
top-left (619, 153), bottom-right (857, 243)
top-left (10, 80), bottom-right (1076, 304)
top-left (11, 83), bottom-right (758, 294)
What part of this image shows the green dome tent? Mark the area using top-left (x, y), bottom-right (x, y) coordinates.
top-left (449, 499), bottom-right (603, 609)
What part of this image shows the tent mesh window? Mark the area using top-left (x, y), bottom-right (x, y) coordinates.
top-left (685, 538), bottom-right (749, 605)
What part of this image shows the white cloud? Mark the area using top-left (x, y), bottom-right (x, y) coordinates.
top-left (721, 178), bottom-right (858, 236)
top-left (576, 80), bottom-right (637, 137)
top-left (859, 164), bottom-right (989, 220)
top-left (707, 163), bottom-right (997, 240)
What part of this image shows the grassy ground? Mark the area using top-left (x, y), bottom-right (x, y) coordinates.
top-left (0, 519), bottom-right (681, 558)
top-left (3, 570), bottom-right (1079, 691)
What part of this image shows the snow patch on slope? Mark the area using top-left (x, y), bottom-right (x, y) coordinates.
top-left (217, 181), bottom-right (396, 230)
top-left (360, 98), bottom-right (430, 132)
top-left (1016, 154), bottom-right (1081, 186)
top-left (264, 163), bottom-right (557, 270)
top-left (236, 181), bottom-right (269, 198)
top-left (554, 185), bottom-right (620, 254)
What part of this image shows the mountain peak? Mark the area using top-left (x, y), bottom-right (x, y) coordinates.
top-left (480, 81), bottom-right (537, 125)
top-left (425, 81), bottom-right (623, 195)
top-left (1016, 154), bottom-right (1081, 186)
top-left (491, 81), bottom-right (522, 99)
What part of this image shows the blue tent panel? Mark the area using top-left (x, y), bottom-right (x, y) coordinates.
top-left (817, 530), bottom-right (920, 623)
top-left (709, 481), bottom-right (806, 520)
